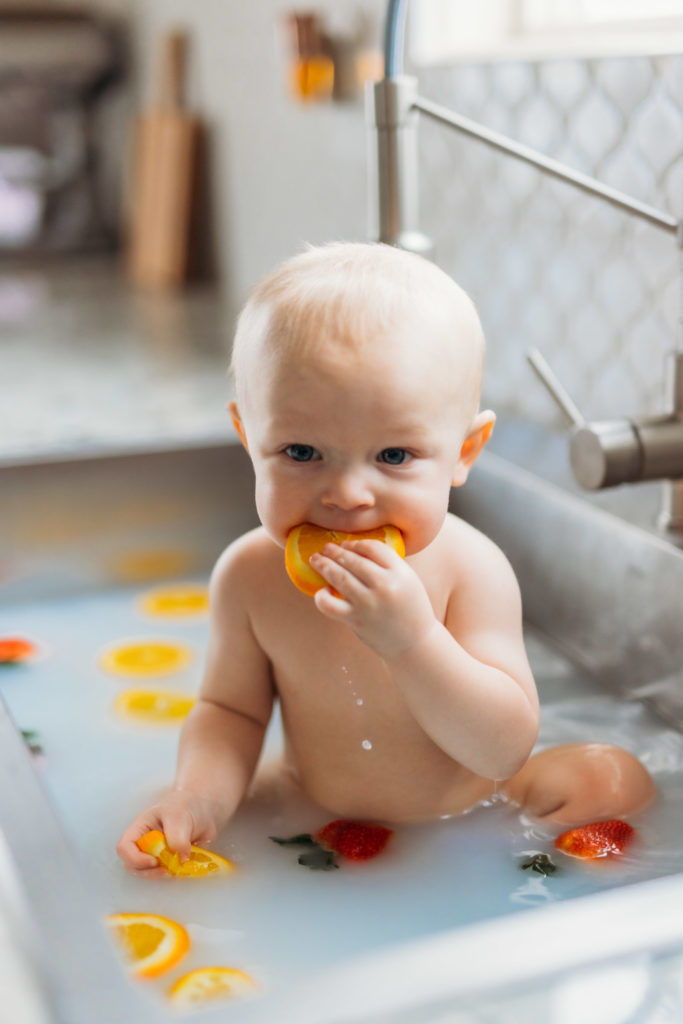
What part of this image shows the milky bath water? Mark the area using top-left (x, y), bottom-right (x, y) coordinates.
top-left (3, 583), bottom-right (683, 1009)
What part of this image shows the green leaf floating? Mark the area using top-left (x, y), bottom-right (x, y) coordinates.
top-left (269, 834), bottom-right (317, 847)
top-left (298, 847), bottom-right (339, 870)
top-left (269, 833), bottom-right (339, 870)
top-left (21, 730), bottom-right (43, 755)
top-left (520, 853), bottom-right (558, 877)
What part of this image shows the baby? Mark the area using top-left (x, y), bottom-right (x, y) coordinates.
top-left (118, 242), bottom-right (654, 874)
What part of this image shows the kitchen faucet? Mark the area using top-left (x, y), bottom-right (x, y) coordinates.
top-left (368, 0), bottom-right (683, 531)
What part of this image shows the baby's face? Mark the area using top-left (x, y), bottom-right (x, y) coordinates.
top-left (232, 329), bottom-right (475, 556)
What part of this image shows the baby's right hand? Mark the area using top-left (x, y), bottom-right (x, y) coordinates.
top-left (116, 790), bottom-right (222, 877)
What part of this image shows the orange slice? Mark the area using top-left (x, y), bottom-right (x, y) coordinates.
top-left (114, 689), bottom-right (196, 724)
top-left (108, 547), bottom-right (192, 583)
top-left (0, 637), bottom-right (38, 663)
top-left (285, 523), bottom-right (405, 596)
top-left (99, 639), bottom-right (192, 677)
top-left (136, 830), bottom-right (235, 878)
top-left (138, 584), bottom-right (209, 618)
top-left (168, 966), bottom-right (257, 1007)
top-left (106, 912), bottom-right (190, 979)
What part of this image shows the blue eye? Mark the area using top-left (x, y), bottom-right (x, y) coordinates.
top-left (379, 448), bottom-right (410, 465)
top-left (285, 444), bottom-right (318, 462)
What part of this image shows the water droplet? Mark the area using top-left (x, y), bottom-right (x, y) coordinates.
top-left (356, 698), bottom-right (363, 706)
top-left (362, 739), bottom-right (372, 751)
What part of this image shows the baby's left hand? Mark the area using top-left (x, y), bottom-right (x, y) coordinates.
top-left (310, 540), bottom-right (435, 659)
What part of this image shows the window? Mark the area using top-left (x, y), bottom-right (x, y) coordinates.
top-left (410, 0), bottom-right (683, 64)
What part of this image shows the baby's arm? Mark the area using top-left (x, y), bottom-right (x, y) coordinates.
top-left (311, 523), bottom-right (538, 780)
top-left (117, 536), bottom-right (274, 874)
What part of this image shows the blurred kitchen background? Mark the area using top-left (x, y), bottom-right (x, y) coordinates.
top-left (1, 0), bottom-right (682, 531)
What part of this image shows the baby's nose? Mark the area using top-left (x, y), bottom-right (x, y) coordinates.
top-left (321, 469), bottom-right (375, 511)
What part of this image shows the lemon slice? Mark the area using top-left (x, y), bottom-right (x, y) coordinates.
top-left (138, 584), bottom-right (209, 618)
top-left (99, 639), bottom-right (192, 677)
top-left (108, 548), bottom-right (193, 583)
top-left (106, 913), bottom-right (190, 979)
top-left (168, 966), bottom-right (257, 1007)
top-left (136, 830), bottom-right (235, 878)
top-left (114, 689), bottom-right (196, 724)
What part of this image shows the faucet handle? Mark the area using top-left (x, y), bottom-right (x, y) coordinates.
top-left (526, 348), bottom-right (683, 526)
top-left (526, 347), bottom-right (641, 489)
top-left (526, 348), bottom-right (585, 427)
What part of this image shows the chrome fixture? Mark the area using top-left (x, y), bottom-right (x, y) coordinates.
top-left (528, 348), bottom-right (683, 530)
top-left (367, 0), bottom-right (683, 530)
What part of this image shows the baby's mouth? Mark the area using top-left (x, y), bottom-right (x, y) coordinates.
top-left (284, 524), bottom-right (406, 596)
top-left (310, 518), bottom-right (392, 536)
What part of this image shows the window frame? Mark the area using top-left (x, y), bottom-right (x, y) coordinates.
top-left (409, 0), bottom-right (683, 65)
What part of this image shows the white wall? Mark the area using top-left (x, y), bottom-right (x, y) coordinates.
top-left (126, 0), bottom-right (386, 317)
top-left (418, 55), bottom-right (682, 426)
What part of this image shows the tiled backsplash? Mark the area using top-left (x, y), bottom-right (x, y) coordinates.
top-left (418, 55), bottom-right (682, 427)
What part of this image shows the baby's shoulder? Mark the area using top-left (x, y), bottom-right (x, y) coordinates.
top-left (209, 527), bottom-right (282, 600)
top-left (441, 511), bottom-right (505, 559)
top-left (439, 512), bottom-right (519, 590)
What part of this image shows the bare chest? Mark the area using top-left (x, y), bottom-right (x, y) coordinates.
top-left (257, 598), bottom-right (399, 719)
top-left (250, 589), bottom-right (486, 819)
top-left (250, 574), bottom-right (449, 745)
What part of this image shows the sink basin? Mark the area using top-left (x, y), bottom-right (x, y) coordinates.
top-left (2, 441), bottom-right (683, 1024)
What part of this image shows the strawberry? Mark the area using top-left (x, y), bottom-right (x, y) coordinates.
top-left (0, 637), bottom-right (36, 664)
top-left (554, 819), bottom-right (635, 860)
top-left (316, 820), bottom-right (393, 861)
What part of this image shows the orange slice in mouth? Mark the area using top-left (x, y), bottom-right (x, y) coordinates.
top-left (136, 830), bottom-right (235, 878)
top-left (285, 524), bottom-right (405, 596)
top-left (168, 966), bottom-right (257, 1007)
top-left (106, 912), bottom-right (190, 979)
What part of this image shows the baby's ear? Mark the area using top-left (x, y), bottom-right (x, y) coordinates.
top-left (228, 401), bottom-right (249, 451)
top-left (451, 410), bottom-right (495, 487)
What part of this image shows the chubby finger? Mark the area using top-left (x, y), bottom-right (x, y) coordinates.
top-left (163, 812), bottom-right (195, 863)
top-left (124, 859), bottom-right (170, 879)
top-left (116, 826), bottom-right (162, 872)
top-left (340, 538), bottom-right (403, 569)
top-left (313, 545), bottom-right (383, 589)
top-left (314, 584), bottom-right (353, 620)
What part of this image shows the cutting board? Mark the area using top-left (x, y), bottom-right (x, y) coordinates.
top-left (126, 30), bottom-right (198, 290)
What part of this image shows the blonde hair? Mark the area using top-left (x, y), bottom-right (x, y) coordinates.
top-left (231, 241), bottom-right (485, 415)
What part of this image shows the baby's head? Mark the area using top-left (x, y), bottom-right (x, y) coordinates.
top-left (229, 242), bottom-right (494, 553)
top-left (231, 241), bottom-right (487, 439)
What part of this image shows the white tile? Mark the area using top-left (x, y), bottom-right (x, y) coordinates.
top-left (418, 53), bottom-right (681, 432)
top-left (601, 145), bottom-right (657, 204)
top-left (596, 257), bottom-right (646, 327)
top-left (662, 159), bottom-right (683, 218)
top-left (632, 90), bottom-right (683, 177)
top-left (516, 92), bottom-right (561, 152)
top-left (595, 57), bottom-right (655, 119)
top-left (490, 61), bottom-right (535, 107)
top-left (539, 59), bottom-right (589, 110)
top-left (572, 90), bottom-right (623, 166)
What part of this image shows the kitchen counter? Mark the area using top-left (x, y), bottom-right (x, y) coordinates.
top-left (0, 256), bottom-right (236, 461)
top-left (1, 254), bottom-right (679, 550)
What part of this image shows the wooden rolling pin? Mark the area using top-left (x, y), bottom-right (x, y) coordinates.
top-left (126, 29), bottom-right (198, 290)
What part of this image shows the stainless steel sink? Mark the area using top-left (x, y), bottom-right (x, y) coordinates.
top-left (2, 440), bottom-right (683, 1024)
